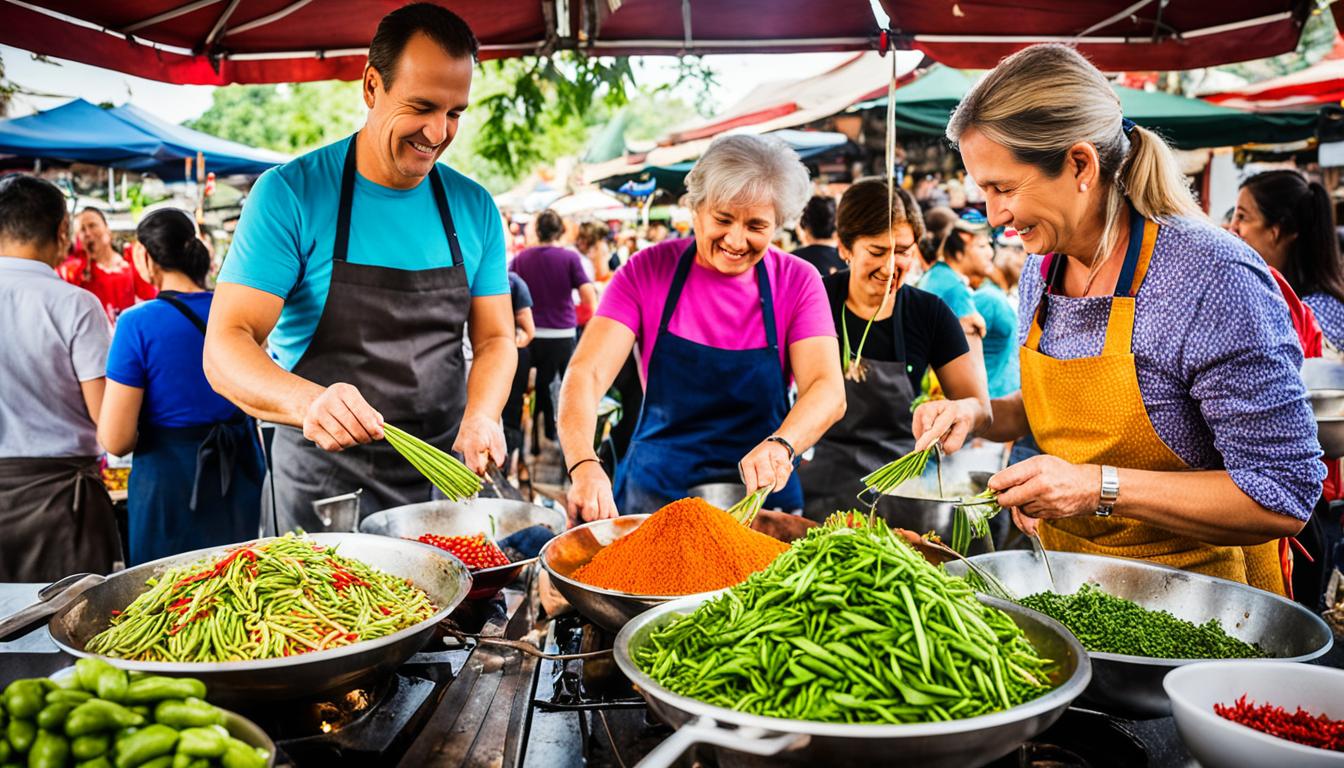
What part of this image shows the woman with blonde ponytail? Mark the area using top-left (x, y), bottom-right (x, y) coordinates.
top-left (911, 44), bottom-right (1322, 596)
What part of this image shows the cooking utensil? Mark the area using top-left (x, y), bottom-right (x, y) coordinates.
top-left (311, 489), bottom-right (362, 531)
top-left (1164, 660), bottom-right (1344, 768)
top-left (1026, 533), bottom-right (1056, 590)
top-left (539, 515), bottom-right (725, 633)
top-left (481, 459), bottom-right (525, 501)
top-left (0, 533), bottom-right (472, 706)
top-left (612, 593), bottom-right (1092, 768)
top-left (359, 497), bottom-right (565, 600)
top-left (47, 667), bottom-right (279, 766)
top-left (944, 550), bottom-right (1334, 717)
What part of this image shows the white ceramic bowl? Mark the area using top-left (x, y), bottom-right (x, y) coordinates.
top-left (1164, 661), bottom-right (1344, 768)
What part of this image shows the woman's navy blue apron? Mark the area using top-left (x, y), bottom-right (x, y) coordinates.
top-left (128, 292), bottom-right (263, 565)
top-left (613, 244), bottom-right (803, 514)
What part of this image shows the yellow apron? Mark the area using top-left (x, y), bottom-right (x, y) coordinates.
top-left (1019, 212), bottom-right (1285, 595)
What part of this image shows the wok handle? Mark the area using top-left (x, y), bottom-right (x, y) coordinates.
top-left (0, 574), bottom-right (105, 643)
top-left (634, 717), bottom-right (808, 768)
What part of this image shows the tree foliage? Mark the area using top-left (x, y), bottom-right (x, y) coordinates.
top-left (186, 81), bottom-right (365, 155)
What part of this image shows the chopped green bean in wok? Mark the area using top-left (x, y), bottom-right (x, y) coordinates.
top-left (86, 534), bottom-right (436, 662)
top-left (634, 513), bottom-right (1056, 724)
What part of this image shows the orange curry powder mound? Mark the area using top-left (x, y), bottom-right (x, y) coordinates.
top-left (572, 497), bottom-right (790, 595)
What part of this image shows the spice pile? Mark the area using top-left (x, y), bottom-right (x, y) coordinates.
top-left (417, 533), bottom-right (510, 569)
top-left (1019, 583), bottom-right (1264, 659)
top-left (0, 659), bottom-right (269, 767)
top-left (86, 534), bottom-right (436, 662)
top-left (1215, 695), bottom-right (1344, 752)
top-left (572, 498), bottom-right (788, 595)
top-left (634, 514), bottom-right (1057, 723)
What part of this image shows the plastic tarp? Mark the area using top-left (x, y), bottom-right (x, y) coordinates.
top-left (862, 66), bottom-right (1318, 149)
top-left (0, 99), bottom-right (286, 177)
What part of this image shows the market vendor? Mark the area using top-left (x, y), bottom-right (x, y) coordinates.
top-left (913, 44), bottom-right (1322, 595)
top-left (59, 207), bottom-right (158, 324)
top-left (559, 134), bottom-right (846, 520)
top-left (0, 175), bottom-right (121, 581)
top-left (204, 4), bottom-right (514, 530)
top-left (99, 209), bottom-right (263, 564)
top-left (797, 180), bottom-right (989, 520)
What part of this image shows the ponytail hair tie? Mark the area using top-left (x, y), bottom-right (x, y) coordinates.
top-left (1121, 117), bottom-right (1137, 135)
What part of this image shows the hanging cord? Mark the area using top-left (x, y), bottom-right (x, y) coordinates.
top-left (845, 51), bottom-right (902, 381)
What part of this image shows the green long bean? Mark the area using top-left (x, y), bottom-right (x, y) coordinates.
top-left (384, 423), bottom-right (482, 500)
top-left (634, 514), bottom-right (1056, 724)
top-left (87, 534), bottom-right (436, 662)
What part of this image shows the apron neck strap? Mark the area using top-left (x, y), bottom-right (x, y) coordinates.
top-left (334, 133), bottom-right (463, 268)
top-left (659, 244), bottom-right (778, 349)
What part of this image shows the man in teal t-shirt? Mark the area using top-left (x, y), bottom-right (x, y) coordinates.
top-left (205, 4), bottom-right (516, 525)
top-left (973, 281), bottom-right (1020, 398)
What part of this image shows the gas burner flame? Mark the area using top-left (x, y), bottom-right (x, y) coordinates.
top-left (320, 721), bottom-right (333, 734)
top-left (345, 688), bottom-right (371, 711)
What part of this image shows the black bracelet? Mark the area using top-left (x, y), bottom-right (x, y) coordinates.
top-left (567, 457), bottom-right (601, 478)
top-left (766, 435), bottom-right (796, 461)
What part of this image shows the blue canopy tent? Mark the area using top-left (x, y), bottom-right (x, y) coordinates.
top-left (0, 99), bottom-right (286, 178)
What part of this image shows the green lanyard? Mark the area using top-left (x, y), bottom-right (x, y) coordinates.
top-left (841, 303), bottom-right (880, 381)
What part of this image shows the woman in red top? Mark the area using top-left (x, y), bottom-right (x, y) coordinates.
top-left (59, 208), bottom-right (156, 323)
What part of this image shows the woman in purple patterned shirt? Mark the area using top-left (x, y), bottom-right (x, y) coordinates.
top-left (911, 44), bottom-right (1320, 593)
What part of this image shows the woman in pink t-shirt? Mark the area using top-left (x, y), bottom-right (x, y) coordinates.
top-left (558, 135), bottom-right (846, 520)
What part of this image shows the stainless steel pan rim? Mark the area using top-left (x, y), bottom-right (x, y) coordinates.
top-left (613, 592), bottom-right (1093, 741)
top-left (48, 532), bottom-right (469, 674)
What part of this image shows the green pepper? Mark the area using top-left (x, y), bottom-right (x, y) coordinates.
top-left (71, 733), bottom-right (111, 761)
top-left (152, 700), bottom-right (222, 730)
top-left (129, 706), bottom-right (151, 720)
top-left (112, 723), bottom-right (177, 768)
top-left (124, 679), bottom-right (206, 705)
top-left (74, 659), bottom-right (116, 694)
top-left (175, 727), bottom-right (225, 758)
top-left (76, 759), bottom-right (114, 768)
top-left (219, 739), bottom-right (268, 768)
top-left (3, 680), bottom-right (48, 719)
top-left (65, 701), bottom-right (144, 737)
top-left (28, 729), bottom-right (69, 768)
top-left (7, 718), bottom-right (36, 753)
top-left (95, 667), bottom-right (128, 704)
top-left (170, 755), bottom-right (191, 768)
top-left (35, 701), bottom-right (74, 732)
top-left (46, 689), bottom-right (93, 706)
top-left (138, 757), bottom-right (174, 768)
top-left (0, 741), bottom-right (8, 763)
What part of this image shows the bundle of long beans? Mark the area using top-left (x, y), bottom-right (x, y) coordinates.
top-left (384, 423), bottom-right (481, 500)
top-left (86, 534), bottom-right (436, 662)
top-left (635, 514), bottom-right (1056, 724)
top-left (726, 487), bottom-right (771, 527)
top-left (950, 489), bottom-right (1001, 555)
top-left (861, 446), bottom-right (935, 497)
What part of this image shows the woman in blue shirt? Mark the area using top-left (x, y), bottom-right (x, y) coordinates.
top-left (98, 209), bottom-right (263, 564)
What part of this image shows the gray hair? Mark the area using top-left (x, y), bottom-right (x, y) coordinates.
top-left (684, 134), bottom-right (811, 227)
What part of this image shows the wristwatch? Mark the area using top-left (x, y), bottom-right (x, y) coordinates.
top-left (1096, 465), bottom-right (1119, 517)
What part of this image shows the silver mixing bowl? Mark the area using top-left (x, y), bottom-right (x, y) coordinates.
top-left (944, 550), bottom-right (1333, 717)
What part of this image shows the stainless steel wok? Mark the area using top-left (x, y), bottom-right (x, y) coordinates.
top-left (944, 550), bottom-right (1334, 717)
top-left (0, 533), bottom-right (471, 706)
top-left (613, 593), bottom-right (1092, 768)
top-left (539, 515), bottom-right (724, 633)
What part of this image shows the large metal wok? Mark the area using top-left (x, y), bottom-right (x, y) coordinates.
top-left (613, 593), bottom-right (1092, 768)
top-left (0, 533), bottom-right (471, 706)
top-left (944, 550), bottom-right (1334, 717)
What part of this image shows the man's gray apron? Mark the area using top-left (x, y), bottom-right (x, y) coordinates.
top-left (798, 281), bottom-right (916, 521)
top-left (264, 134), bottom-right (470, 533)
top-left (0, 456), bottom-right (120, 580)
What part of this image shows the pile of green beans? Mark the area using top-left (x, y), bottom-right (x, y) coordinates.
top-left (634, 514), bottom-right (1056, 724)
top-left (87, 534), bottom-right (436, 662)
top-left (384, 424), bottom-right (482, 500)
top-left (1020, 583), bottom-right (1266, 659)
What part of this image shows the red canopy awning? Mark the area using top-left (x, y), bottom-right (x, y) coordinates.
top-left (879, 0), bottom-right (1314, 72)
top-left (1204, 36), bottom-right (1344, 111)
top-left (0, 1), bottom-right (1318, 86)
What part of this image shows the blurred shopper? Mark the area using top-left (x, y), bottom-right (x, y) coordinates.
top-left (59, 207), bottom-right (157, 324)
top-left (511, 209), bottom-right (597, 449)
top-left (918, 205), bottom-right (959, 271)
top-left (793, 195), bottom-right (845, 275)
top-left (0, 176), bottom-right (120, 580)
top-left (1233, 169), bottom-right (1344, 353)
top-left (574, 221), bottom-right (614, 332)
top-left (98, 209), bottom-right (264, 564)
top-left (944, 219), bottom-right (1019, 398)
top-left (501, 271), bottom-right (535, 467)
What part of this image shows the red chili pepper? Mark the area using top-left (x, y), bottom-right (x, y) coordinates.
top-left (1215, 694), bottom-right (1344, 752)
top-left (110, 610), bottom-right (121, 617)
top-left (377, 605), bottom-right (391, 616)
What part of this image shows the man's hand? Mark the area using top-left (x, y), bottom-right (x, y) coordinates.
top-left (453, 413), bottom-right (506, 475)
top-left (302, 382), bottom-right (383, 452)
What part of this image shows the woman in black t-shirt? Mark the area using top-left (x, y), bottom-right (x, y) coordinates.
top-left (798, 180), bottom-right (991, 520)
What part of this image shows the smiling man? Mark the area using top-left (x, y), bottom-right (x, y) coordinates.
top-left (205, 4), bottom-right (514, 531)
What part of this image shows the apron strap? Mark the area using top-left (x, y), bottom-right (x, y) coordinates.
top-left (658, 244), bottom-right (698, 333)
top-left (156, 292), bottom-right (207, 335)
top-left (333, 132), bottom-right (463, 268)
top-left (755, 257), bottom-right (779, 352)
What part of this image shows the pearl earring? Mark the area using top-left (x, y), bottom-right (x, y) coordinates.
top-left (1080, 183), bottom-right (1089, 192)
